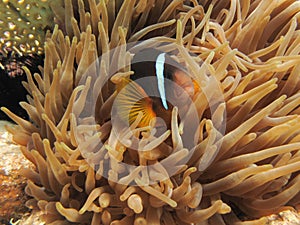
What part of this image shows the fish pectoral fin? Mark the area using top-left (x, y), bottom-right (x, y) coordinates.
top-left (116, 78), bottom-right (148, 98)
top-left (192, 79), bottom-right (200, 94)
top-left (115, 80), bottom-right (155, 127)
top-left (129, 97), bottom-right (156, 127)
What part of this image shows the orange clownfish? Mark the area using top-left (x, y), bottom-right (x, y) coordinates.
top-left (115, 49), bottom-right (199, 129)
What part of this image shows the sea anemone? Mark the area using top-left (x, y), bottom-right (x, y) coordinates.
top-left (2, 0), bottom-right (300, 224)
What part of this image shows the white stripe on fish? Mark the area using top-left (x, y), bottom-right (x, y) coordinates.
top-left (155, 53), bottom-right (168, 110)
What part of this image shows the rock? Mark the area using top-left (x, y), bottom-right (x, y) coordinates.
top-left (0, 121), bottom-right (32, 224)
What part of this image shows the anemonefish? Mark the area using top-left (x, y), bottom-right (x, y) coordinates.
top-left (115, 48), bottom-right (199, 129)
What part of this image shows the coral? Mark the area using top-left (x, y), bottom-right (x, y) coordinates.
top-left (0, 0), bottom-right (57, 118)
top-left (2, 0), bottom-right (300, 224)
top-left (0, 0), bottom-right (60, 55)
